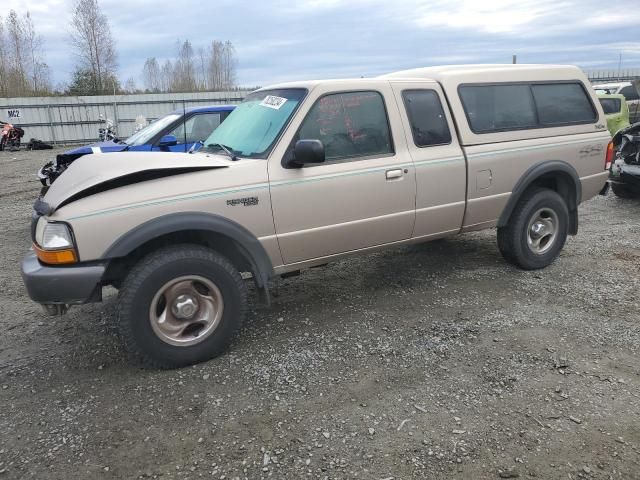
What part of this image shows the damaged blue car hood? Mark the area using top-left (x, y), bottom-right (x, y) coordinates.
top-left (61, 140), bottom-right (128, 156)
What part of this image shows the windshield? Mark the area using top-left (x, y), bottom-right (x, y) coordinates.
top-left (203, 88), bottom-right (307, 158)
top-left (125, 113), bottom-right (181, 146)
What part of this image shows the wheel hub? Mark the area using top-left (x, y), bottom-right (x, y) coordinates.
top-left (530, 221), bottom-right (546, 238)
top-left (171, 294), bottom-right (199, 319)
top-left (526, 208), bottom-right (558, 255)
top-left (149, 275), bottom-right (224, 347)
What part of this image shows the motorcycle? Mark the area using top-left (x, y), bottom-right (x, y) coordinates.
top-left (0, 121), bottom-right (25, 151)
top-left (98, 114), bottom-right (118, 142)
top-left (609, 122), bottom-right (640, 198)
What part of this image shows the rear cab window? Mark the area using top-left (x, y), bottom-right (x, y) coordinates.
top-left (401, 90), bottom-right (452, 147)
top-left (459, 82), bottom-right (597, 134)
top-left (296, 91), bottom-right (394, 163)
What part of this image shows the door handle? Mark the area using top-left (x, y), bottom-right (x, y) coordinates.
top-left (386, 169), bottom-right (403, 180)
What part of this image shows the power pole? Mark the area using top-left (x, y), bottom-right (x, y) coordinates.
top-left (617, 52), bottom-right (622, 79)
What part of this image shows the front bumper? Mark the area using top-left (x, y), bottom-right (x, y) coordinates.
top-left (21, 253), bottom-right (105, 305)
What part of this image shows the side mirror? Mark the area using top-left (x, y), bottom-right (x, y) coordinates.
top-left (158, 134), bottom-right (178, 147)
top-left (285, 139), bottom-right (325, 168)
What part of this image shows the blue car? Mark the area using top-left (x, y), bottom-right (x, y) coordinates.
top-left (38, 105), bottom-right (235, 186)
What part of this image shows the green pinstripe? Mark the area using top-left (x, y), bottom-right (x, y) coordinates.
top-left (68, 184), bottom-right (269, 220)
top-left (66, 136), bottom-right (606, 220)
top-left (269, 156), bottom-right (464, 188)
top-left (467, 136), bottom-right (610, 158)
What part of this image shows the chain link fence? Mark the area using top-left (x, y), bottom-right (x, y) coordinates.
top-left (587, 69), bottom-right (640, 84)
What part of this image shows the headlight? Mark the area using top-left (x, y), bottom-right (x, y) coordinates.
top-left (34, 220), bottom-right (78, 264)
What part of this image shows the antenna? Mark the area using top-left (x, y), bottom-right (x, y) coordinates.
top-left (182, 98), bottom-right (187, 151)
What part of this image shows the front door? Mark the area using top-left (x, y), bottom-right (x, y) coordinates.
top-left (269, 85), bottom-right (416, 265)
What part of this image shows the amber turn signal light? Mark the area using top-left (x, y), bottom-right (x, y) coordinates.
top-left (33, 243), bottom-right (78, 265)
top-left (605, 141), bottom-right (615, 170)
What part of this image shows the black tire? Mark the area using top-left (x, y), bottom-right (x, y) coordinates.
top-left (497, 188), bottom-right (569, 270)
top-left (611, 182), bottom-right (640, 199)
top-left (117, 244), bottom-right (247, 368)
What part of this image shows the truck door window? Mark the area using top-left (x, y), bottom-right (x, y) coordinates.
top-left (402, 90), bottom-right (452, 147)
top-left (297, 91), bottom-right (393, 162)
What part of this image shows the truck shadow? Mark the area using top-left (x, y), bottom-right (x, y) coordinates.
top-left (245, 232), bottom-right (506, 324)
top-left (48, 231), bottom-right (509, 371)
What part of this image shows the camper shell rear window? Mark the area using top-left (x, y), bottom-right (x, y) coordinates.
top-left (458, 81), bottom-right (597, 134)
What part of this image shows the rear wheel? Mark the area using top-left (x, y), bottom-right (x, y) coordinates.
top-left (611, 182), bottom-right (640, 199)
top-left (497, 188), bottom-right (569, 270)
top-left (117, 245), bottom-right (247, 368)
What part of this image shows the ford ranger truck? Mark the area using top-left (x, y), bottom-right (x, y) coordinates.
top-left (22, 65), bottom-right (610, 368)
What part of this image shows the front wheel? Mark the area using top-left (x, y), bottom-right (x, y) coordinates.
top-left (497, 188), bottom-right (569, 270)
top-left (117, 245), bottom-right (247, 368)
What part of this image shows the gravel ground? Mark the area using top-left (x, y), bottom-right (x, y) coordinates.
top-left (1, 148), bottom-right (639, 480)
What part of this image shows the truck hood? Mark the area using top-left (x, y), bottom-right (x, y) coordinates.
top-left (40, 152), bottom-right (232, 212)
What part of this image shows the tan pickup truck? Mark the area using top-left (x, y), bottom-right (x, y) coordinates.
top-left (22, 64), bottom-right (611, 367)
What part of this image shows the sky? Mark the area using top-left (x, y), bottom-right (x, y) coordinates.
top-left (5, 0), bottom-right (640, 88)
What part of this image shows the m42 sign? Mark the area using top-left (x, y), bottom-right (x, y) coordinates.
top-left (6, 109), bottom-right (21, 119)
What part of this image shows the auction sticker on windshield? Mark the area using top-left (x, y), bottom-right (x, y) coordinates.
top-left (260, 96), bottom-right (288, 110)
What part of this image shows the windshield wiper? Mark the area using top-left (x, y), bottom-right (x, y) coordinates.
top-left (188, 141), bottom-right (203, 154)
top-left (206, 143), bottom-right (239, 161)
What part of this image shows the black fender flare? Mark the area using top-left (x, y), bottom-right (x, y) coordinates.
top-left (102, 212), bottom-right (274, 289)
top-left (497, 160), bottom-right (582, 234)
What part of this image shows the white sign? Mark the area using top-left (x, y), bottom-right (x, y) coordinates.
top-left (6, 108), bottom-right (21, 119)
top-left (260, 95), bottom-right (287, 110)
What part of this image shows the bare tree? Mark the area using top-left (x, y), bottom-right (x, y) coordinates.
top-left (221, 40), bottom-right (236, 89)
top-left (23, 12), bottom-right (50, 94)
top-left (208, 40), bottom-right (223, 90)
top-left (0, 17), bottom-right (7, 97)
top-left (140, 39), bottom-right (237, 93)
top-left (0, 11), bottom-right (51, 97)
top-left (142, 57), bottom-right (160, 92)
top-left (69, 0), bottom-right (118, 95)
top-left (197, 47), bottom-right (207, 90)
top-left (205, 40), bottom-right (236, 91)
top-left (160, 59), bottom-right (173, 92)
top-left (5, 10), bottom-right (27, 95)
top-left (124, 77), bottom-right (137, 93)
top-left (172, 39), bottom-right (196, 92)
